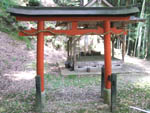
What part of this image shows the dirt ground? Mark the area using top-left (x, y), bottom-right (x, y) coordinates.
top-left (0, 32), bottom-right (150, 113)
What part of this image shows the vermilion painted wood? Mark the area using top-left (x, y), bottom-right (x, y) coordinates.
top-left (16, 16), bottom-right (130, 21)
top-left (37, 21), bottom-right (45, 92)
top-left (72, 21), bottom-right (78, 30)
top-left (104, 20), bottom-right (112, 89)
top-left (15, 15), bottom-right (130, 91)
top-left (19, 27), bottom-right (127, 36)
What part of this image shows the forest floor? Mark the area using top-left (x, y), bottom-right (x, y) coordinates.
top-left (0, 32), bottom-right (150, 113)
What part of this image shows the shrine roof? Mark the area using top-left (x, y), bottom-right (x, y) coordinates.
top-left (8, 6), bottom-right (139, 16)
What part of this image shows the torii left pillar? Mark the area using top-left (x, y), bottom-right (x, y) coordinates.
top-left (36, 20), bottom-right (45, 110)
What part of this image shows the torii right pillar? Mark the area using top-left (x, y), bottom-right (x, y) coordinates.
top-left (104, 20), bottom-right (112, 105)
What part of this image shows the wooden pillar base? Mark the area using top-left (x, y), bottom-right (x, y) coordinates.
top-left (104, 88), bottom-right (111, 105)
top-left (35, 76), bottom-right (45, 112)
top-left (111, 73), bottom-right (117, 113)
top-left (101, 65), bottom-right (105, 98)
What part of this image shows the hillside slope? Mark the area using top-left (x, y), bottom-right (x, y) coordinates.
top-left (0, 32), bottom-right (36, 94)
top-left (0, 31), bottom-right (66, 95)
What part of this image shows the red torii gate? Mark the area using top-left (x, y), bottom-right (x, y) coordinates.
top-left (8, 6), bottom-right (139, 106)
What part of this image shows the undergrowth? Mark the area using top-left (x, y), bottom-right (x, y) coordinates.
top-left (45, 74), bottom-right (150, 113)
top-left (117, 81), bottom-right (150, 113)
top-left (0, 90), bottom-right (36, 113)
top-left (1, 74), bottom-right (150, 113)
top-left (45, 74), bottom-right (101, 89)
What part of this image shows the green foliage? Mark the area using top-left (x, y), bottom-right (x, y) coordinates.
top-left (0, 0), bottom-right (34, 49)
top-left (54, 0), bottom-right (80, 6)
top-left (29, 0), bottom-right (40, 2)
top-left (0, 0), bottom-right (17, 9)
top-left (117, 82), bottom-right (150, 113)
top-left (28, 0), bottom-right (41, 6)
top-left (0, 0), bottom-right (18, 33)
top-left (0, 91), bottom-right (36, 113)
top-left (67, 74), bottom-right (77, 79)
top-left (19, 36), bottom-right (34, 49)
top-left (45, 74), bottom-right (100, 89)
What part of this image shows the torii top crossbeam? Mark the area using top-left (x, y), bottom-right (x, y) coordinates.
top-left (8, 6), bottom-right (139, 102)
top-left (9, 6), bottom-right (138, 16)
top-left (9, 7), bottom-right (139, 36)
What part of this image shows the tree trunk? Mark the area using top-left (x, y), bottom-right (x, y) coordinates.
top-left (73, 40), bottom-right (77, 70)
top-left (126, 36), bottom-right (130, 55)
top-left (133, 35), bottom-right (138, 56)
top-left (116, 38), bottom-right (120, 49)
top-left (67, 39), bottom-right (70, 59)
top-left (70, 37), bottom-right (73, 63)
top-left (136, 0), bottom-right (145, 57)
top-left (111, 36), bottom-right (115, 58)
top-left (142, 25), bottom-right (146, 58)
top-left (117, 0), bottom-right (120, 6)
top-left (146, 18), bottom-right (150, 59)
top-left (137, 26), bottom-right (143, 57)
top-left (80, 0), bottom-right (84, 6)
top-left (126, 24), bottom-right (131, 55)
top-left (126, 0), bottom-right (131, 6)
top-left (113, 0), bottom-right (118, 6)
top-left (122, 35), bottom-right (126, 62)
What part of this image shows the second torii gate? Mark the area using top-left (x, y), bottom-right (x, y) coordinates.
top-left (8, 6), bottom-right (139, 107)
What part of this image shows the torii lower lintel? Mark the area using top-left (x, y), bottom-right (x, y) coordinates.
top-left (19, 26), bottom-right (127, 36)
